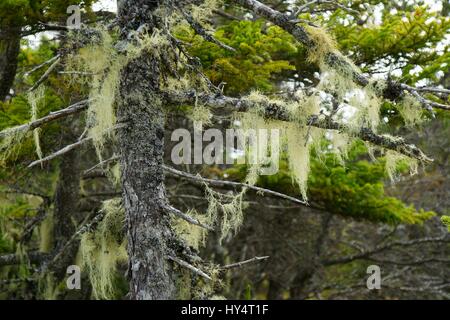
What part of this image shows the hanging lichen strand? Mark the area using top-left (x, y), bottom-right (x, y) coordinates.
top-left (27, 85), bottom-right (45, 161)
top-left (66, 26), bottom-right (174, 161)
top-left (79, 198), bottom-right (127, 300)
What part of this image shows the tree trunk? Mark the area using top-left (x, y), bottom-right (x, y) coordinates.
top-left (0, 27), bottom-right (21, 101)
top-left (51, 122), bottom-right (82, 280)
top-left (117, 0), bottom-right (177, 300)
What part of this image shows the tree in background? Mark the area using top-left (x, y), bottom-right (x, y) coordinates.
top-left (0, 0), bottom-right (449, 299)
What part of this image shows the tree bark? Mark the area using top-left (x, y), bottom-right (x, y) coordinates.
top-left (0, 27), bottom-right (21, 101)
top-left (51, 122), bottom-right (83, 280)
top-left (117, 0), bottom-right (177, 300)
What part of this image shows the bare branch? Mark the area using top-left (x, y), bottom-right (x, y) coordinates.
top-left (220, 256), bottom-right (269, 270)
top-left (83, 155), bottom-right (119, 175)
top-left (27, 56), bottom-right (61, 92)
top-left (164, 165), bottom-right (308, 206)
top-left (213, 9), bottom-right (242, 21)
top-left (24, 54), bottom-right (61, 77)
top-left (28, 137), bottom-right (91, 168)
top-left (167, 255), bottom-right (212, 281)
top-left (0, 99), bottom-right (89, 139)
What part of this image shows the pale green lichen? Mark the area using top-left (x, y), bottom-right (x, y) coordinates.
top-left (173, 209), bottom-right (208, 250)
top-left (385, 150), bottom-right (418, 182)
top-left (0, 127), bottom-right (28, 165)
top-left (79, 198), bottom-right (127, 299)
top-left (397, 94), bottom-right (425, 127)
top-left (189, 104), bottom-right (213, 126)
top-left (28, 86), bottom-right (45, 161)
top-left (67, 27), bottom-right (175, 161)
top-left (304, 25), bottom-right (338, 65)
top-left (285, 124), bottom-right (313, 201)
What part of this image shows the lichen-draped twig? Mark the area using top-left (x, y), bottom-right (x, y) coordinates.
top-left (164, 165), bottom-right (308, 206)
top-left (178, 7), bottom-right (236, 53)
top-left (164, 91), bottom-right (433, 162)
top-left (233, 0), bottom-right (368, 86)
top-left (399, 83), bottom-right (450, 111)
top-left (48, 211), bottom-right (106, 269)
top-left (28, 124), bottom-right (125, 168)
top-left (167, 255), bottom-right (212, 281)
top-left (163, 204), bottom-right (214, 231)
top-left (220, 256), bottom-right (269, 270)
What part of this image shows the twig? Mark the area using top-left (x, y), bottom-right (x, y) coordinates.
top-left (0, 99), bottom-right (89, 139)
top-left (28, 137), bottom-right (91, 168)
top-left (221, 256), bottom-right (269, 270)
top-left (24, 54), bottom-right (61, 76)
top-left (28, 56), bottom-right (61, 92)
top-left (168, 255), bottom-right (212, 281)
top-left (83, 155), bottom-right (119, 175)
top-left (163, 204), bottom-right (214, 231)
top-left (179, 7), bottom-right (236, 52)
top-left (164, 165), bottom-right (308, 206)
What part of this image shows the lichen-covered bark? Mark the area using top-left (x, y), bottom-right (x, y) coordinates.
top-left (0, 27), bottom-right (20, 101)
top-left (117, 0), bottom-right (177, 300)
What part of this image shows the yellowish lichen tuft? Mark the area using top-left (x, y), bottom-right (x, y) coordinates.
top-left (397, 94), bottom-right (425, 127)
top-left (68, 29), bottom-right (122, 160)
top-left (173, 209), bottom-right (208, 250)
top-left (28, 86), bottom-right (45, 161)
top-left (385, 150), bottom-right (418, 182)
top-left (79, 198), bottom-right (127, 299)
top-left (189, 104), bottom-right (213, 127)
top-left (0, 127), bottom-right (28, 165)
top-left (38, 273), bottom-right (59, 300)
top-left (285, 124), bottom-right (312, 200)
top-left (304, 25), bottom-right (338, 65)
top-left (190, 0), bottom-right (221, 26)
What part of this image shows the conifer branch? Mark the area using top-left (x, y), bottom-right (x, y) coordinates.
top-left (233, 0), bottom-right (450, 112)
top-left (164, 91), bottom-right (433, 162)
